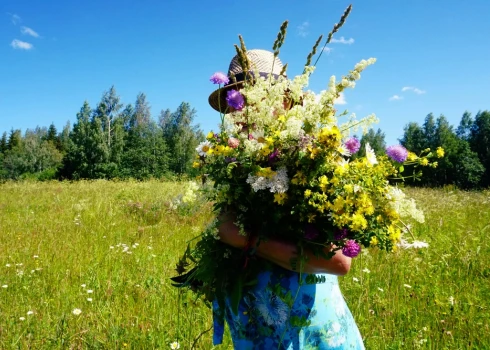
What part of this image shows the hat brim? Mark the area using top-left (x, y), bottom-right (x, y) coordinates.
top-left (208, 81), bottom-right (244, 113)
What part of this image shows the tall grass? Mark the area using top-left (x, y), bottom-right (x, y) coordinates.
top-left (0, 181), bottom-right (488, 349)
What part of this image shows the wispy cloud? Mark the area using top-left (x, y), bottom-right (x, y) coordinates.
top-left (330, 36), bottom-right (354, 45)
top-left (322, 47), bottom-right (333, 54)
top-left (297, 21), bottom-right (309, 37)
top-left (21, 26), bottom-right (39, 38)
top-left (389, 95), bottom-right (403, 101)
top-left (334, 92), bottom-right (347, 105)
top-left (402, 86), bottom-right (426, 94)
top-left (11, 39), bottom-right (33, 50)
top-left (7, 12), bottom-right (21, 25)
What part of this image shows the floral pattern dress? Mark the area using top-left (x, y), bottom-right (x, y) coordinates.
top-left (213, 262), bottom-right (364, 349)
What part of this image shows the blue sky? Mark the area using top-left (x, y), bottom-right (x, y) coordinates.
top-left (1, 0), bottom-right (489, 145)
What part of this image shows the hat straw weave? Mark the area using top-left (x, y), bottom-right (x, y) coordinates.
top-left (208, 49), bottom-right (284, 113)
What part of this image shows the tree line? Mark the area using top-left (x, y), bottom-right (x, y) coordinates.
top-left (1, 88), bottom-right (489, 188)
top-left (357, 111), bottom-right (490, 189)
top-left (0, 86), bottom-right (203, 181)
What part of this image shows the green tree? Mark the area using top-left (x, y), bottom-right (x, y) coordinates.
top-left (470, 110), bottom-right (490, 186)
top-left (356, 128), bottom-right (386, 158)
top-left (59, 101), bottom-right (92, 179)
top-left (0, 132), bottom-right (7, 154)
top-left (7, 129), bottom-right (22, 150)
top-left (399, 122), bottom-right (425, 153)
top-left (162, 102), bottom-right (203, 174)
top-left (121, 120), bottom-right (168, 179)
top-left (456, 111), bottom-right (473, 141)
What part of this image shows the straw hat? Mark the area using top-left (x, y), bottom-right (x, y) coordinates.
top-left (208, 49), bottom-right (285, 113)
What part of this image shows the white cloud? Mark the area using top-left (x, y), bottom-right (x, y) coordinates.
top-left (7, 13), bottom-right (21, 25)
top-left (10, 39), bottom-right (33, 50)
top-left (330, 36), bottom-right (354, 45)
top-left (334, 92), bottom-right (347, 105)
top-left (297, 21), bottom-right (309, 37)
top-left (402, 86), bottom-right (426, 94)
top-left (389, 95), bottom-right (403, 101)
top-left (21, 26), bottom-right (39, 38)
top-left (322, 47), bottom-right (333, 54)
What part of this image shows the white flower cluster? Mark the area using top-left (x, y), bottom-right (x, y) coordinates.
top-left (386, 186), bottom-right (425, 223)
top-left (339, 113), bottom-right (380, 137)
top-left (398, 239), bottom-right (429, 249)
top-left (246, 167), bottom-right (289, 193)
top-left (181, 181), bottom-right (199, 204)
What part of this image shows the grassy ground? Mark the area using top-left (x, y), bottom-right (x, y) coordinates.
top-left (0, 180), bottom-right (488, 349)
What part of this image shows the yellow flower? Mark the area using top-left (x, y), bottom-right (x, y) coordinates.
top-left (407, 152), bottom-right (418, 161)
top-left (307, 213), bottom-right (316, 223)
top-left (420, 158), bottom-right (429, 166)
top-left (436, 147), bottom-right (445, 158)
top-left (343, 184), bottom-right (354, 193)
top-left (332, 196), bottom-right (345, 212)
top-left (206, 131), bottom-right (214, 140)
top-left (259, 145), bottom-right (272, 157)
top-left (317, 126), bottom-right (341, 147)
top-left (350, 212), bottom-right (368, 231)
top-left (304, 189), bottom-right (312, 198)
top-left (292, 171), bottom-right (307, 185)
top-left (370, 236), bottom-right (378, 246)
top-left (256, 167), bottom-right (276, 178)
top-left (307, 146), bottom-right (321, 159)
top-left (274, 192), bottom-right (287, 205)
top-left (192, 161), bottom-right (200, 168)
top-left (318, 175), bottom-right (329, 192)
top-left (277, 115), bottom-right (286, 123)
top-left (388, 225), bottom-right (401, 243)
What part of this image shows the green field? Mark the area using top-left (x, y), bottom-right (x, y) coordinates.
top-left (0, 181), bottom-right (489, 349)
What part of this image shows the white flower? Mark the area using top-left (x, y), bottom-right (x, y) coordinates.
top-left (246, 167), bottom-right (289, 194)
top-left (72, 308), bottom-right (82, 316)
top-left (170, 341), bottom-right (180, 349)
top-left (27, 311), bottom-right (34, 315)
top-left (81, 284), bottom-right (86, 288)
top-left (448, 296), bottom-right (454, 306)
top-left (403, 284), bottom-right (412, 289)
top-left (398, 239), bottom-right (429, 249)
top-left (377, 287), bottom-right (384, 292)
top-left (2, 285), bottom-right (7, 288)
top-left (5, 264), bottom-right (11, 267)
top-left (352, 277), bottom-right (359, 282)
top-left (365, 143), bottom-right (378, 165)
top-left (87, 298), bottom-right (93, 302)
top-left (19, 317), bottom-right (25, 321)
top-left (33, 255), bottom-right (39, 259)
top-left (362, 268), bottom-right (371, 274)
top-left (195, 141), bottom-right (211, 157)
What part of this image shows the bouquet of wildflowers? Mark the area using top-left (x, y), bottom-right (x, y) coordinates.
top-left (172, 6), bottom-right (443, 311)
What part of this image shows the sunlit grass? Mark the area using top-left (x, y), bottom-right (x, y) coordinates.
top-left (0, 181), bottom-right (488, 349)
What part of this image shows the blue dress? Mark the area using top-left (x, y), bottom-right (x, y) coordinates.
top-left (213, 262), bottom-right (365, 349)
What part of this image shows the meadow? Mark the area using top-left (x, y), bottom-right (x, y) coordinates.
top-left (0, 180), bottom-right (489, 349)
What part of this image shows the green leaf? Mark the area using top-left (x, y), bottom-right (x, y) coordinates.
top-left (399, 165), bottom-right (405, 173)
top-left (230, 273), bottom-right (244, 315)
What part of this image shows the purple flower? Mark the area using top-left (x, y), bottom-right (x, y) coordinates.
top-left (268, 148), bottom-right (280, 166)
top-left (210, 72), bottom-right (229, 85)
top-left (304, 224), bottom-right (319, 240)
top-left (226, 89), bottom-right (245, 111)
top-left (334, 228), bottom-right (348, 240)
top-left (345, 137), bottom-right (361, 154)
top-left (386, 145), bottom-right (408, 162)
top-left (342, 240), bottom-right (361, 258)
